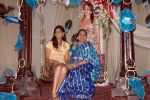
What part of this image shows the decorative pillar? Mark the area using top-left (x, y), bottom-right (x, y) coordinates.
top-left (111, 0), bottom-right (137, 98)
top-left (15, 0), bottom-right (40, 96)
top-left (120, 0), bottom-right (136, 77)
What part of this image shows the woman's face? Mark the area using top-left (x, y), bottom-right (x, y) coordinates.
top-left (55, 28), bottom-right (64, 40)
top-left (77, 31), bottom-right (87, 43)
top-left (83, 5), bottom-right (92, 16)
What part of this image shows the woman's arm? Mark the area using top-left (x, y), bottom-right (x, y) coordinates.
top-left (65, 51), bottom-right (72, 65)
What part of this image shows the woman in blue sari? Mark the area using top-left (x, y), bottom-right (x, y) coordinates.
top-left (57, 29), bottom-right (100, 100)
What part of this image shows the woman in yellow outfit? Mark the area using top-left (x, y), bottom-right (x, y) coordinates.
top-left (42, 25), bottom-right (70, 100)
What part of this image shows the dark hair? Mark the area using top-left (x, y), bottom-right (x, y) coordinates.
top-left (71, 33), bottom-right (78, 43)
top-left (70, 33), bottom-right (78, 48)
top-left (51, 25), bottom-right (66, 49)
top-left (77, 29), bottom-right (87, 38)
top-left (82, 2), bottom-right (94, 24)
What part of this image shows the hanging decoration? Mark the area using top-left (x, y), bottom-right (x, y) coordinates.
top-left (135, 0), bottom-right (142, 5)
top-left (146, 14), bottom-right (150, 28)
top-left (112, 0), bottom-right (122, 5)
top-left (64, 19), bottom-right (72, 33)
top-left (25, 0), bottom-right (38, 8)
top-left (142, 0), bottom-right (149, 8)
top-left (0, 69), bottom-right (14, 83)
top-left (129, 77), bottom-right (145, 100)
top-left (69, 0), bottom-right (82, 6)
top-left (37, 0), bottom-right (46, 76)
top-left (147, 19), bottom-right (150, 28)
top-left (14, 31), bottom-right (23, 51)
top-left (119, 8), bottom-right (136, 32)
top-left (17, 0), bottom-right (23, 20)
top-left (1, 16), bottom-right (20, 24)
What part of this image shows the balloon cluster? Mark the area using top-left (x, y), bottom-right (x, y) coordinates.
top-left (119, 8), bottom-right (136, 32)
top-left (129, 77), bottom-right (145, 100)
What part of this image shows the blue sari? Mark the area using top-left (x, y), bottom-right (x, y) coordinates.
top-left (58, 42), bottom-right (100, 100)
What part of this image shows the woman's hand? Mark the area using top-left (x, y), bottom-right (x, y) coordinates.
top-left (67, 63), bottom-right (78, 69)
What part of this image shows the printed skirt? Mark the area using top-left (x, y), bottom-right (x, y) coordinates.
top-left (41, 59), bottom-right (66, 82)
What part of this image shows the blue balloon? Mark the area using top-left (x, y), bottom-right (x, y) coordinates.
top-left (112, 0), bottom-right (122, 5)
top-left (4, 16), bottom-right (20, 24)
top-left (70, 0), bottom-right (82, 6)
top-left (129, 77), bottom-right (145, 100)
top-left (14, 31), bottom-right (23, 51)
top-left (25, 0), bottom-right (38, 8)
top-left (0, 92), bottom-right (16, 100)
top-left (119, 9), bottom-right (136, 32)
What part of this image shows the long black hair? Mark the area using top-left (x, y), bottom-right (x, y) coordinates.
top-left (51, 25), bottom-right (66, 49)
top-left (82, 1), bottom-right (94, 24)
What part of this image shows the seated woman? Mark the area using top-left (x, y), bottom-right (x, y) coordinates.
top-left (57, 29), bottom-right (100, 100)
top-left (41, 25), bottom-right (70, 99)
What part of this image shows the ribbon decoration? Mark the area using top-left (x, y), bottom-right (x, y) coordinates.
top-left (14, 31), bottom-right (23, 51)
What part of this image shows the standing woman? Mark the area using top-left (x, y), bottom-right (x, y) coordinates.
top-left (42, 25), bottom-right (70, 99)
top-left (80, 1), bottom-right (101, 81)
top-left (80, 1), bottom-right (100, 54)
